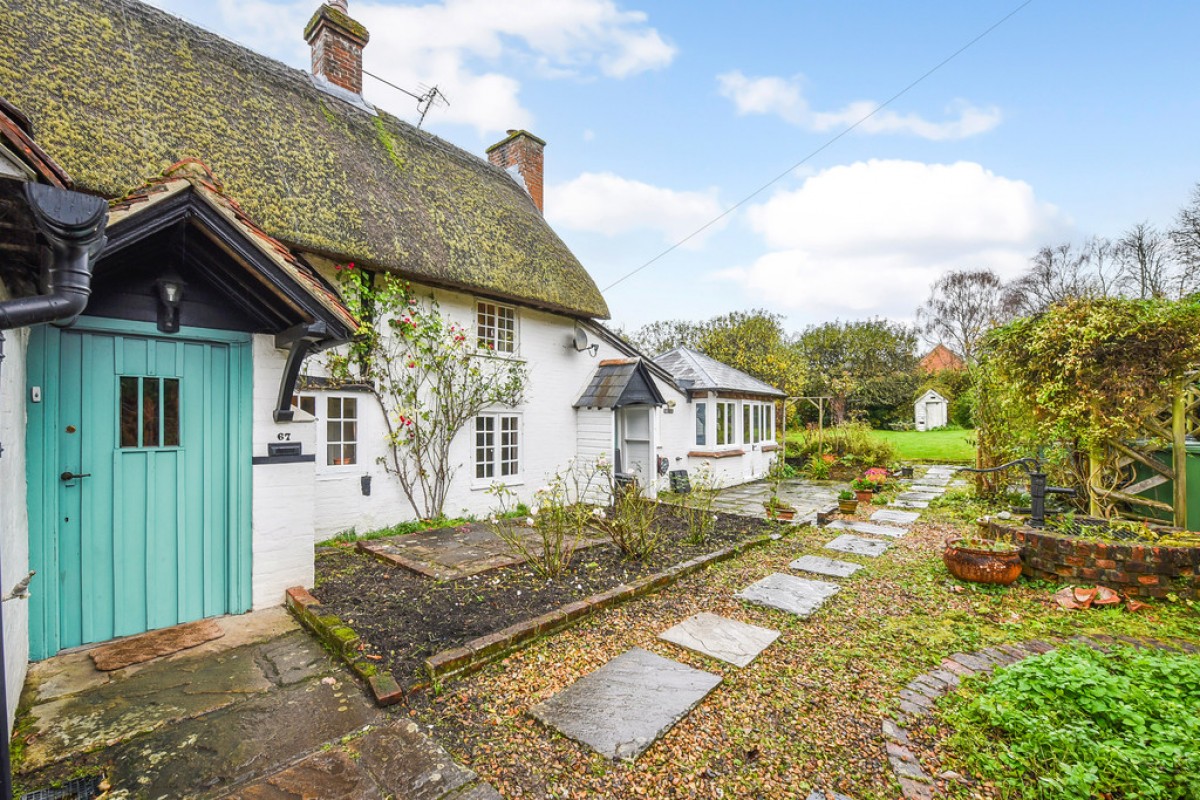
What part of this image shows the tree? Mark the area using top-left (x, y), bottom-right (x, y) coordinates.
top-left (1115, 222), bottom-right (1177, 299)
top-left (795, 319), bottom-right (919, 425)
top-left (631, 310), bottom-right (805, 395)
top-left (1004, 240), bottom-right (1118, 316)
top-left (695, 310), bottom-right (806, 396)
top-left (327, 267), bottom-right (527, 519)
top-left (916, 268), bottom-right (1008, 364)
top-left (1169, 182), bottom-right (1200, 292)
top-left (626, 319), bottom-right (703, 356)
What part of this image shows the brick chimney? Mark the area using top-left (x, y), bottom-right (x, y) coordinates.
top-left (304, 1), bottom-right (369, 96)
top-left (486, 130), bottom-right (546, 214)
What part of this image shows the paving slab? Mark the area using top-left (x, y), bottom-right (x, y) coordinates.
top-left (736, 573), bottom-right (840, 617)
top-left (871, 509), bottom-right (920, 525)
top-left (824, 534), bottom-right (892, 558)
top-left (890, 499), bottom-right (929, 509)
top-left (529, 647), bottom-right (721, 760)
top-left (907, 484), bottom-right (947, 494)
top-left (788, 555), bottom-right (863, 579)
top-left (350, 719), bottom-right (480, 800)
top-left (897, 491), bottom-right (940, 502)
top-left (658, 612), bottom-right (780, 668)
top-left (824, 520), bottom-right (907, 538)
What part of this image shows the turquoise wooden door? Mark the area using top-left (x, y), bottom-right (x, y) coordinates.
top-left (27, 320), bottom-right (252, 658)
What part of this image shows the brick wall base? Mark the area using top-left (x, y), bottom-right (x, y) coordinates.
top-left (983, 522), bottom-right (1200, 600)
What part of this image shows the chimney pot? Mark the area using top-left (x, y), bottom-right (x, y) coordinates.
top-left (486, 130), bottom-right (547, 214)
top-left (304, 2), bottom-right (369, 96)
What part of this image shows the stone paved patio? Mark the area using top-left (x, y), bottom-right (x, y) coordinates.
top-left (709, 478), bottom-right (843, 521)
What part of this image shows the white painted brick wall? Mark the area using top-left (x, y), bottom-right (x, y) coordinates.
top-left (250, 334), bottom-right (316, 606)
top-left (0, 277), bottom-right (29, 733)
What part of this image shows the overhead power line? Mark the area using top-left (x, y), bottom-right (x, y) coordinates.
top-left (602, 0), bottom-right (1036, 293)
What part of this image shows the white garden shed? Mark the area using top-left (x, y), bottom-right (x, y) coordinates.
top-left (914, 389), bottom-right (949, 431)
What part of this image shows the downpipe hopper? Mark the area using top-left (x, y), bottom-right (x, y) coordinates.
top-left (0, 182), bottom-right (107, 331)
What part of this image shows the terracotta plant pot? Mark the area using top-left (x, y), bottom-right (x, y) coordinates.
top-left (854, 490), bottom-right (873, 504)
top-left (943, 537), bottom-right (1023, 585)
top-left (765, 504), bottom-right (796, 521)
top-left (837, 499), bottom-right (858, 514)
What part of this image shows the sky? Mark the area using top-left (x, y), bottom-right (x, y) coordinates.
top-left (148, 0), bottom-right (1200, 335)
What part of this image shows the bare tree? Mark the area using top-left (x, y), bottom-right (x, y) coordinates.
top-left (1004, 241), bottom-right (1109, 316)
top-left (1170, 182), bottom-right (1200, 295)
top-left (916, 268), bottom-right (1009, 364)
top-left (1115, 222), bottom-right (1176, 299)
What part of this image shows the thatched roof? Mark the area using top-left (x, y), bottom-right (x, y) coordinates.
top-left (0, 0), bottom-right (609, 319)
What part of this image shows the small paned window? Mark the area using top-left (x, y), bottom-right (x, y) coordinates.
top-left (326, 397), bottom-right (357, 466)
top-left (742, 404), bottom-right (752, 445)
top-left (119, 376), bottom-right (181, 448)
top-left (716, 401), bottom-right (735, 446)
top-left (753, 405), bottom-right (762, 443)
top-left (476, 414), bottom-right (520, 479)
top-left (695, 402), bottom-right (707, 446)
top-left (766, 405), bottom-right (775, 440)
top-left (291, 395), bottom-right (317, 416)
top-left (477, 301), bottom-right (517, 353)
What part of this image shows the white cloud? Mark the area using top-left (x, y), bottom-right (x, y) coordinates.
top-left (717, 71), bottom-right (1001, 141)
top-left (547, 172), bottom-right (725, 245)
top-left (721, 160), bottom-right (1069, 321)
top-left (354, 0), bottom-right (675, 133)
top-left (151, 0), bottom-right (675, 135)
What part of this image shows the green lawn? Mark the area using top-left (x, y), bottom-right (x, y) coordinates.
top-left (869, 427), bottom-right (976, 464)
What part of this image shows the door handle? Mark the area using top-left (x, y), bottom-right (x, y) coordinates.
top-left (60, 471), bottom-right (91, 481)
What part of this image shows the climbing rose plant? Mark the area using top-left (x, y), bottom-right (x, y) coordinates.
top-left (326, 264), bottom-right (527, 518)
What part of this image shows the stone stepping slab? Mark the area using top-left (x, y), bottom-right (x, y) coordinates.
top-left (824, 520), bottom-right (907, 539)
top-left (658, 612), bottom-right (780, 668)
top-left (789, 555), bottom-right (863, 579)
top-left (871, 509), bottom-right (920, 525)
top-left (896, 491), bottom-right (940, 502)
top-left (824, 534), bottom-right (891, 558)
top-left (906, 485), bottom-right (946, 494)
top-left (889, 500), bottom-right (929, 509)
top-left (529, 647), bottom-right (721, 760)
top-left (736, 573), bottom-right (840, 618)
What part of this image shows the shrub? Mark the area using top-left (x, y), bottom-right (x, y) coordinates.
top-left (804, 453), bottom-right (831, 480)
top-left (940, 644), bottom-right (1200, 799)
top-left (487, 463), bottom-right (605, 578)
top-left (595, 479), bottom-right (663, 559)
top-left (675, 462), bottom-right (718, 546)
top-left (793, 421), bottom-right (896, 466)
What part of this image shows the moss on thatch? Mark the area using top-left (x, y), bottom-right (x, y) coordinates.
top-left (0, 0), bottom-right (609, 319)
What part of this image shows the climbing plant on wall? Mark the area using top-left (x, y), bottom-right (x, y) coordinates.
top-left (326, 265), bottom-right (527, 519)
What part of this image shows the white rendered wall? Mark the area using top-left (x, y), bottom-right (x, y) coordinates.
top-left (306, 285), bottom-right (686, 536)
top-left (0, 277), bottom-right (30, 733)
top-left (657, 390), bottom-right (779, 490)
top-left (250, 334), bottom-right (317, 607)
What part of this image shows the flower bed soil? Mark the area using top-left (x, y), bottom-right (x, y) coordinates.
top-left (314, 509), bottom-right (779, 686)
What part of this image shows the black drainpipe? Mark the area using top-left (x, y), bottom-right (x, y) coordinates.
top-left (0, 182), bottom-right (107, 800)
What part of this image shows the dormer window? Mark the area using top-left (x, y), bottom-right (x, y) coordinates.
top-left (477, 300), bottom-right (517, 354)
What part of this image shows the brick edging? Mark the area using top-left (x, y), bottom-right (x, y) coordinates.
top-left (423, 531), bottom-right (782, 684)
top-left (285, 586), bottom-right (405, 706)
top-left (883, 636), bottom-right (1200, 799)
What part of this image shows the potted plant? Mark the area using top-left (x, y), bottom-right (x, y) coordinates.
top-left (764, 495), bottom-right (797, 521)
top-left (837, 490), bottom-right (858, 514)
top-left (943, 536), bottom-right (1023, 585)
top-left (850, 477), bottom-right (877, 503)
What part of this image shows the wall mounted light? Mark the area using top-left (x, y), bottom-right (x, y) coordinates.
top-left (155, 273), bottom-right (186, 333)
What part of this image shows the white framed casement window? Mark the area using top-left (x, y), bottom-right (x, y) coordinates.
top-left (476, 300), bottom-right (517, 354)
top-left (766, 404), bottom-right (776, 441)
top-left (742, 404), bottom-right (752, 445)
top-left (292, 393), bottom-right (359, 469)
top-left (475, 412), bottom-right (521, 482)
top-left (716, 401), bottom-right (736, 446)
top-left (325, 396), bottom-right (358, 466)
top-left (695, 402), bottom-right (707, 446)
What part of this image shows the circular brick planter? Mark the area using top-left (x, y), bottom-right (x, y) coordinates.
top-left (982, 520), bottom-right (1200, 600)
top-left (883, 636), bottom-right (1200, 798)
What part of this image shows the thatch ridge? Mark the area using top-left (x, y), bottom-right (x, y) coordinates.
top-left (0, 0), bottom-right (609, 318)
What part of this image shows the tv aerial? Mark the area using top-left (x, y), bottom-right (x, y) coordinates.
top-left (362, 70), bottom-right (450, 128)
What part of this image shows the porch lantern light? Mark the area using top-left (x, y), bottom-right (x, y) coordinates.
top-left (155, 273), bottom-right (186, 333)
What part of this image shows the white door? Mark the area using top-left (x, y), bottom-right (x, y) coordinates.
top-left (617, 406), bottom-right (653, 483)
